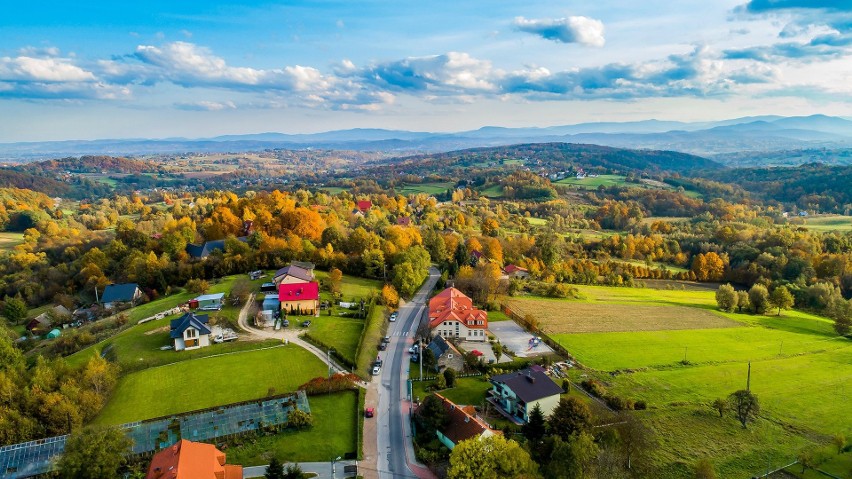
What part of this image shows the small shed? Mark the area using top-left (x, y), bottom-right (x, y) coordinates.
top-left (46, 329), bottom-right (61, 339)
top-left (193, 293), bottom-right (225, 309)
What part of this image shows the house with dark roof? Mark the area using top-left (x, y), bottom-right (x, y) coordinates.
top-left (26, 305), bottom-right (71, 334)
top-left (426, 335), bottom-right (465, 373)
top-left (145, 439), bottom-right (242, 479)
top-left (427, 394), bottom-right (500, 450)
top-left (279, 282), bottom-right (320, 316)
top-left (488, 365), bottom-right (562, 424)
top-left (272, 264), bottom-right (314, 286)
top-left (101, 283), bottom-right (143, 309)
top-left (425, 287), bottom-right (488, 342)
top-left (170, 312), bottom-right (211, 351)
top-left (185, 237), bottom-right (248, 259)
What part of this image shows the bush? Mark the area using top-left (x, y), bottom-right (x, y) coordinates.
top-left (581, 379), bottom-right (607, 398)
top-left (634, 400), bottom-right (647, 410)
top-left (298, 374), bottom-right (360, 395)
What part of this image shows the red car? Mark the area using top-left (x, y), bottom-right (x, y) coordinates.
top-left (365, 407), bottom-right (375, 418)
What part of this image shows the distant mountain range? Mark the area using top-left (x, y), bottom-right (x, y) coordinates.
top-left (3, 114), bottom-right (852, 163)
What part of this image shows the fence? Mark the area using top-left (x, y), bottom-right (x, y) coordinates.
top-left (0, 391), bottom-right (310, 479)
top-left (410, 372), bottom-right (483, 382)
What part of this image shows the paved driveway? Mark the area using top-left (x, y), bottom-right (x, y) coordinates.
top-left (488, 320), bottom-right (554, 358)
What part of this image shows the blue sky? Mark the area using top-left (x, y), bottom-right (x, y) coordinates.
top-left (2, 0), bottom-right (852, 141)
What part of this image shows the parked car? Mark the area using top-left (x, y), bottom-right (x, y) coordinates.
top-left (382, 336), bottom-right (391, 344)
top-left (365, 407), bottom-right (375, 418)
top-left (378, 343), bottom-right (387, 351)
top-left (389, 312), bottom-right (398, 322)
top-left (373, 358), bottom-right (383, 368)
top-left (410, 354), bottom-right (419, 363)
top-left (301, 320), bottom-right (312, 327)
top-left (371, 365), bottom-right (381, 376)
top-left (408, 344), bottom-right (419, 354)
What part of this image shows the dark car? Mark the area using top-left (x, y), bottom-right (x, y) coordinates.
top-left (281, 319), bottom-right (290, 327)
top-left (301, 320), bottom-right (312, 327)
top-left (378, 342), bottom-right (387, 351)
top-left (365, 407), bottom-right (375, 418)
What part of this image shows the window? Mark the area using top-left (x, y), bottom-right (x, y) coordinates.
top-left (186, 328), bottom-right (197, 339)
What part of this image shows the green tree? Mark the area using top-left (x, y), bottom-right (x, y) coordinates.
top-left (287, 409), bottom-right (313, 429)
top-left (57, 426), bottom-right (132, 479)
top-left (728, 389), bottom-right (760, 428)
top-left (748, 284), bottom-right (770, 314)
top-left (447, 435), bottom-right (538, 479)
top-left (548, 397), bottom-right (592, 441)
top-left (522, 403), bottom-right (547, 445)
top-left (421, 346), bottom-right (437, 372)
top-left (186, 278), bottom-right (210, 294)
top-left (415, 394), bottom-right (450, 439)
top-left (3, 295), bottom-right (27, 324)
top-left (828, 297), bottom-right (851, 336)
top-left (770, 286), bottom-right (794, 316)
top-left (694, 458), bottom-right (717, 479)
top-left (443, 368), bottom-right (456, 388)
top-left (283, 463), bottom-right (305, 479)
top-left (711, 398), bottom-right (728, 418)
top-left (265, 457), bottom-right (285, 479)
top-left (435, 372), bottom-right (447, 390)
top-left (392, 262), bottom-right (419, 297)
top-left (543, 432), bottom-right (599, 479)
top-left (715, 284), bottom-right (737, 313)
top-left (736, 290), bottom-right (750, 313)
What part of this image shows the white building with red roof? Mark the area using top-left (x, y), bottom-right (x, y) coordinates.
top-left (427, 287), bottom-right (488, 342)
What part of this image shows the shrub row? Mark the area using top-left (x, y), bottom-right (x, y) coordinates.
top-left (581, 379), bottom-right (647, 411)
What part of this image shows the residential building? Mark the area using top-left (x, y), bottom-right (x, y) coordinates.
top-left (272, 264), bottom-right (314, 286)
top-left (429, 394), bottom-right (500, 450)
top-left (279, 282), bottom-right (320, 316)
top-left (426, 287), bottom-right (488, 342)
top-left (26, 305), bottom-right (71, 334)
top-left (101, 283), bottom-right (143, 309)
top-left (189, 292), bottom-right (225, 311)
top-left (503, 264), bottom-right (530, 279)
top-left (170, 312), bottom-right (211, 351)
top-left (488, 365), bottom-right (563, 424)
top-left (357, 200), bottom-right (372, 212)
top-left (425, 335), bottom-right (465, 372)
top-left (145, 439), bottom-right (242, 479)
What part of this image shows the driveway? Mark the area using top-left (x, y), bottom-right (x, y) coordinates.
top-left (488, 320), bottom-right (554, 358)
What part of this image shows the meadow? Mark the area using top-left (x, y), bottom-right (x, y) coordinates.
top-left (0, 232), bottom-right (24, 251)
top-left (94, 344), bottom-right (325, 425)
top-left (796, 214), bottom-right (852, 232)
top-left (396, 182), bottom-right (455, 195)
top-left (556, 174), bottom-right (633, 189)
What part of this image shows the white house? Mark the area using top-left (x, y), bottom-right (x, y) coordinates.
top-left (425, 287), bottom-right (488, 342)
top-left (488, 366), bottom-right (563, 424)
top-left (170, 312), bottom-right (211, 351)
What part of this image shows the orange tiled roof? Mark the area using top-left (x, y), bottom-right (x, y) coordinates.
top-left (428, 287), bottom-right (488, 329)
top-left (433, 393), bottom-right (500, 445)
top-left (145, 439), bottom-right (243, 479)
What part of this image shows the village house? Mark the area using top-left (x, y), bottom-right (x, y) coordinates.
top-left (25, 305), bottom-right (70, 334)
top-left (189, 292), bottom-right (224, 311)
top-left (185, 237), bottom-right (248, 259)
top-left (272, 264), bottom-right (314, 286)
top-left (428, 394), bottom-right (500, 450)
top-left (279, 282), bottom-right (320, 316)
top-left (487, 365), bottom-right (562, 424)
top-left (425, 287), bottom-right (488, 342)
top-left (425, 335), bottom-right (466, 372)
top-left (145, 439), bottom-right (242, 479)
top-left (101, 283), bottom-right (143, 309)
top-left (357, 200), bottom-right (372, 212)
top-left (170, 312), bottom-right (211, 351)
top-left (503, 264), bottom-right (530, 280)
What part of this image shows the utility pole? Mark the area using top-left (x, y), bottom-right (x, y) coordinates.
top-left (746, 361), bottom-right (751, 391)
top-left (779, 340), bottom-right (783, 356)
top-left (419, 338), bottom-right (423, 380)
top-left (683, 346), bottom-right (688, 363)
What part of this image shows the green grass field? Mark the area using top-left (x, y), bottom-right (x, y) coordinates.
top-left (557, 174), bottom-right (632, 189)
top-left (516, 285), bottom-right (852, 478)
top-left (396, 182), bottom-right (454, 195)
top-left (306, 315), bottom-right (364, 365)
top-left (354, 302), bottom-right (388, 378)
top-left (0, 232), bottom-right (24, 251)
top-left (226, 391), bottom-right (359, 465)
top-left (488, 310), bottom-right (512, 322)
top-left (313, 270), bottom-right (380, 302)
top-left (94, 345), bottom-right (326, 425)
top-left (525, 217), bottom-right (548, 227)
top-left (479, 184), bottom-right (504, 198)
top-left (795, 215), bottom-right (852, 232)
top-left (410, 377), bottom-right (491, 406)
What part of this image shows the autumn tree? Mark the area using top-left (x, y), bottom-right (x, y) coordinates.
top-left (380, 284), bottom-right (399, 308)
top-left (748, 284), bottom-right (770, 314)
top-left (328, 268), bottom-right (343, 294)
top-left (57, 426), bottom-right (132, 479)
top-left (281, 207), bottom-right (325, 241)
top-left (728, 389), bottom-right (760, 428)
top-left (736, 290), bottom-right (750, 313)
top-left (715, 284), bottom-right (737, 313)
top-left (447, 435), bottom-right (538, 479)
top-left (186, 278), bottom-right (210, 294)
top-left (770, 286), bottom-right (794, 316)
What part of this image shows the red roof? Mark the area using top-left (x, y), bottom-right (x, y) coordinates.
top-left (279, 281), bottom-right (320, 302)
top-left (357, 200), bottom-right (372, 211)
top-left (428, 287), bottom-right (487, 330)
top-left (145, 439), bottom-right (243, 479)
top-left (396, 216), bottom-right (411, 225)
top-left (432, 394), bottom-right (500, 445)
top-left (504, 264), bottom-right (528, 274)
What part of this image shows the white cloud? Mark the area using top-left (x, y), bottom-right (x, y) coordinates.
top-left (0, 55), bottom-right (96, 82)
top-left (514, 16), bottom-right (605, 47)
top-left (175, 100), bottom-right (236, 111)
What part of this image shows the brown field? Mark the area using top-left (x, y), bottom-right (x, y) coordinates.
top-left (507, 299), bottom-right (740, 333)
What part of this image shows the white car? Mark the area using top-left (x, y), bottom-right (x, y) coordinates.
top-left (389, 312), bottom-right (398, 322)
top-left (408, 344), bottom-right (419, 354)
top-left (372, 365), bottom-right (381, 375)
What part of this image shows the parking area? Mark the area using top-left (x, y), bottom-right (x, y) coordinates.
top-left (487, 320), bottom-right (554, 358)
top-left (456, 341), bottom-right (512, 364)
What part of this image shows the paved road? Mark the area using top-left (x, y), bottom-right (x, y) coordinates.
top-left (243, 460), bottom-right (358, 478)
top-left (376, 267), bottom-right (440, 479)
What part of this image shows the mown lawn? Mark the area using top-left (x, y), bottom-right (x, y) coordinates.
top-left (410, 377), bottom-right (491, 406)
top-left (225, 391), bottom-right (359, 464)
top-left (313, 270), bottom-right (381, 302)
top-left (305, 315), bottom-right (364, 365)
top-left (556, 174), bottom-right (631, 189)
top-left (354, 301), bottom-right (388, 379)
top-left (94, 345), bottom-right (326, 425)
top-left (396, 182), bottom-right (454, 195)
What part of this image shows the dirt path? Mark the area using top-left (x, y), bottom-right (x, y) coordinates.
top-left (237, 293), bottom-right (350, 375)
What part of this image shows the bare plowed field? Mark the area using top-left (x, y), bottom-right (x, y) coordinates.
top-left (508, 299), bottom-right (740, 333)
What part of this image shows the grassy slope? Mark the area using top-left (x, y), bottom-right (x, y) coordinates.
top-left (0, 232), bottom-right (24, 251)
top-left (94, 345), bottom-right (325, 425)
top-left (225, 391), bottom-right (358, 465)
top-left (354, 302), bottom-right (388, 378)
top-left (796, 215), bottom-right (852, 232)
